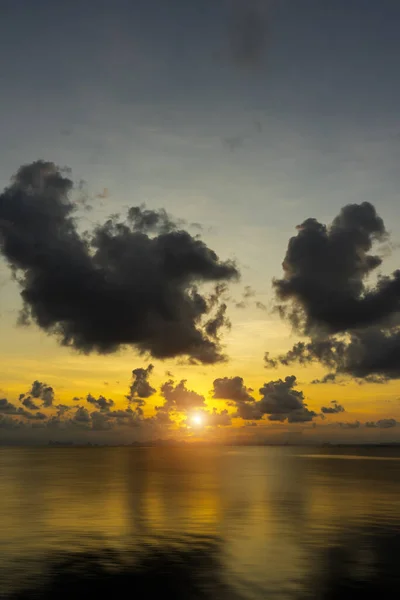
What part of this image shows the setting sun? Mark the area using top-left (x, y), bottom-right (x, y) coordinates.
top-left (191, 414), bottom-right (204, 427)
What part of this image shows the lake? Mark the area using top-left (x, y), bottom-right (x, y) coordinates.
top-left (0, 445), bottom-right (399, 599)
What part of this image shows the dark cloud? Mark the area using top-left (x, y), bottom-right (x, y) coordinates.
top-left (0, 398), bottom-right (20, 414)
top-left (160, 379), bottom-right (206, 411)
top-left (321, 400), bottom-right (345, 414)
top-left (72, 407), bottom-right (91, 425)
top-left (258, 376), bottom-right (317, 423)
top-left (90, 411), bottom-right (113, 431)
top-left (226, 0), bottom-right (270, 68)
top-left (213, 375), bottom-right (317, 423)
top-left (127, 365), bottom-right (156, 405)
top-left (0, 398), bottom-right (48, 420)
top-left (0, 161), bottom-right (239, 365)
top-left (268, 328), bottom-right (400, 382)
top-left (311, 373), bottom-right (338, 385)
top-left (28, 380), bottom-right (55, 407)
top-left (86, 394), bottom-right (115, 411)
top-left (273, 202), bottom-right (400, 336)
top-left (21, 396), bottom-right (40, 410)
top-left (212, 376), bottom-right (254, 402)
top-left (365, 418), bottom-right (397, 429)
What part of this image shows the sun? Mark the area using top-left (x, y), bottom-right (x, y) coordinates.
top-left (191, 413), bottom-right (204, 427)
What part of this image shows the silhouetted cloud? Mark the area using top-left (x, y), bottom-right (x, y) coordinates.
top-left (212, 376), bottom-right (254, 402)
top-left (21, 396), bottom-right (40, 410)
top-left (160, 379), bottom-right (206, 411)
top-left (365, 418), bottom-right (397, 428)
top-left (267, 328), bottom-right (400, 382)
top-left (213, 374), bottom-right (317, 423)
top-left (72, 407), bottom-right (91, 426)
top-left (321, 400), bottom-right (345, 414)
top-left (86, 394), bottom-right (115, 411)
top-left (273, 202), bottom-right (400, 336)
top-left (0, 398), bottom-right (19, 414)
top-left (127, 365), bottom-right (156, 403)
top-left (23, 380), bottom-right (55, 407)
top-left (0, 161), bottom-right (239, 365)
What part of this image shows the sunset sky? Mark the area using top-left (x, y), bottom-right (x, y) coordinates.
top-left (1, 0), bottom-right (400, 444)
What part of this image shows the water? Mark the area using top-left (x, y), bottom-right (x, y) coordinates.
top-left (0, 446), bottom-right (399, 599)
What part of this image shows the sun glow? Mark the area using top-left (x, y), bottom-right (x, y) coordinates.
top-left (191, 413), bottom-right (204, 427)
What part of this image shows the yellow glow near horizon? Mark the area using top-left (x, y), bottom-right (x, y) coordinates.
top-left (191, 413), bottom-right (204, 427)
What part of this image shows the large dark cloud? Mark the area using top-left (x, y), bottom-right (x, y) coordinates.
top-left (0, 161), bottom-right (239, 364)
top-left (159, 379), bottom-right (206, 411)
top-left (273, 202), bottom-right (400, 336)
top-left (127, 365), bottom-right (156, 404)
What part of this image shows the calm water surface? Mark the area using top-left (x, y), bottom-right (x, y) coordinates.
top-left (0, 446), bottom-right (399, 599)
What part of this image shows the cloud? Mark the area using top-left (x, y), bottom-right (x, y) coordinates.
top-left (127, 365), bottom-right (156, 404)
top-left (21, 396), bottom-right (40, 410)
top-left (86, 394), bottom-right (115, 411)
top-left (213, 375), bottom-right (317, 423)
top-left (91, 411), bottom-right (113, 431)
top-left (26, 380), bottom-right (55, 407)
top-left (0, 398), bottom-right (20, 414)
top-left (212, 376), bottom-right (254, 402)
top-left (0, 398), bottom-right (48, 421)
top-left (0, 161), bottom-right (239, 365)
top-left (160, 379), bottom-right (206, 412)
top-left (226, 0), bottom-right (270, 68)
top-left (268, 328), bottom-right (400, 382)
top-left (258, 376), bottom-right (317, 423)
top-left (365, 418), bottom-right (397, 429)
top-left (273, 202), bottom-right (400, 336)
top-left (269, 202), bottom-right (400, 382)
top-left (321, 400), bottom-right (345, 414)
top-left (72, 407), bottom-right (91, 426)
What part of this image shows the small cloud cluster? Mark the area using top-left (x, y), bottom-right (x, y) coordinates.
top-left (127, 365), bottom-right (156, 405)
top-left (321, 400), bottom-right (345, 415)
top-left (19, 380), bottom-right (55, 408)
top-left (212, 375), bottom-right (317, 423)
top-left (160, 379), bottom-right (206, 411)
top-left (86, 394), bottom-right (115, 412)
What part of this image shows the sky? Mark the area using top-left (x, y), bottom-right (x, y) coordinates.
top-left (1, 0), bottom-right (400, 444)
